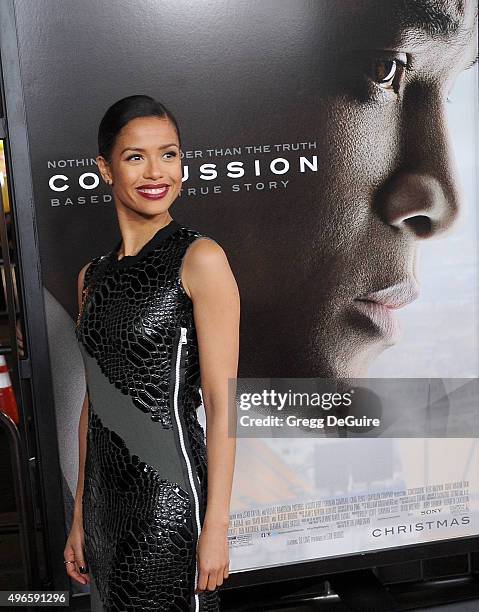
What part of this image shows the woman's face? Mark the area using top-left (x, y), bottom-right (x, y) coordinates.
top-left (98, 116), bottom-right (182, 218)
top-left (234, 0), bottom-right (478, 380)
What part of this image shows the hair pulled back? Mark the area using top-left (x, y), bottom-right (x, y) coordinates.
top-left (98, 95), bottom-right (181, 162)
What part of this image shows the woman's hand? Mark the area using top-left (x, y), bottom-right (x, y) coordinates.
top-left (195, 522), bottom-right (229, 593)
top-left (64, 517), bottom-right (90, 585)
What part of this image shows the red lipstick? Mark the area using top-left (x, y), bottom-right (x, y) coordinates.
top-left (136, 184), bottom-right (170, 200)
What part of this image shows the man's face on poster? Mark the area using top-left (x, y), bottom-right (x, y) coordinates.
top-left (234, 0), bottom-right (478, 379)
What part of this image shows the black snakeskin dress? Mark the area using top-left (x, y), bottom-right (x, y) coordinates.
top-left (75, 219), bottom-right (220, 611)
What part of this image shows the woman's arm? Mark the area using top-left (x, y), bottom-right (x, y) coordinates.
top-left (181, 237), bottom-right (240, 592)
top-left (73, 262), bottom-right (91, 523)
top-left (73, 386), bottom-right (89, 524)
top-left (64, 262), bottom-right (92, 585)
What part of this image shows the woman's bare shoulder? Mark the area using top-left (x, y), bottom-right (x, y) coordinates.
top-left (182, 236), bottom-right (238, 300)
top-left (183, 237), bottom-right (230, 281)
top-left (77, 261), bottom-right (93, 308)
top-left (76, 254), bottom-right (105, 306)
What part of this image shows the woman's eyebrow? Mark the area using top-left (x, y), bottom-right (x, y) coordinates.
top-left (120, 144), bottom-right (179, 155)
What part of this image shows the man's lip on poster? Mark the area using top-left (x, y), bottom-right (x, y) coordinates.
top-left (357, 281), bottom-right (420, 309)
top-left (353, 280), bottom-right (420, 339)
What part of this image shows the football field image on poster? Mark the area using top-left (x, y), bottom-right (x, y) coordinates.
top-left (4, 0), bottom-right (478, 583)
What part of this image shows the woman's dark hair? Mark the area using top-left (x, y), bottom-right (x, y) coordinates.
top-left (98, 95), bottom-right (181, 162)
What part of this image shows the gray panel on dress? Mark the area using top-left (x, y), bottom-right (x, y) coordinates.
top-left (78, 344), bottom-right (187, 491)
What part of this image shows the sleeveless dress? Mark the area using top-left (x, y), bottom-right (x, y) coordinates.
top-left (75, 219), bottom-right (221, 612)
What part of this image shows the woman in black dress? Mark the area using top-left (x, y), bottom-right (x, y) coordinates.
top-left (64, 95), bottom-right (239, 611)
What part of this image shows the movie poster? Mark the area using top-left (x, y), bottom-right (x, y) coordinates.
top-left (6, 0), bottom-right (478, 584)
